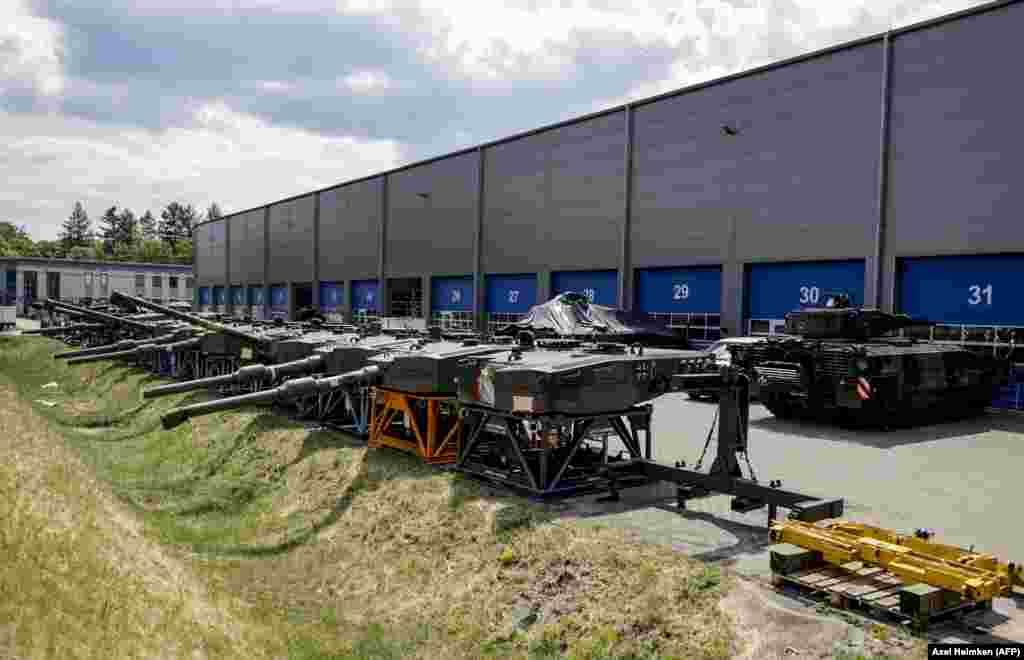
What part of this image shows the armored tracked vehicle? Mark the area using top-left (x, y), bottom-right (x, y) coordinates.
top-left (744, 296), bottom-right (1008, 426)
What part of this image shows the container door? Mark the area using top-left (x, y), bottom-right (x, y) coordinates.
top-left (248, 286), bottom-right (266, 320)
top-left (745, 260), bottom-right (865, 336)
top-left (198, 287), bottom-right (211, 311)
top-left (212, 286), bottom-right (226, 313)
top-left (351, 280), bottom-right (379, 324)
top-left (485, 274), bottom-right (537, 332)
top-left (430, 276), bottom-right (474, 330)
top-left (550, 269), bottom-right (617, 306)
top-left (270, 285), bottom-right (288, 319)
top-left (231, 286), bottom-right (246, 318)
top-left (898, 254), bottom-right (1024, 411)
top-left (319, 282), bottom-right (342, 315)
top-left (635, 266), bottom-right (722, 345)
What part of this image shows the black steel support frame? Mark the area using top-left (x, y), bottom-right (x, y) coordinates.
top-left (605, 370), bottom-right (844, 525)
top-left (456, 403), bottom-right (655, 498)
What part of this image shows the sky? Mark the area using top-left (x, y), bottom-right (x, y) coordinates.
top-left (1, 0), bottom-right (990, 241)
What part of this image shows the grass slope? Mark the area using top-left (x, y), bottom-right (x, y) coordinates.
top-left (0, 337), bottom-right (928, 660)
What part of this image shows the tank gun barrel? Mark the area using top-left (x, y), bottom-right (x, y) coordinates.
top-left (142, 354), bottom-right (326, 399)
top-left (24, 323), bottom-right (106, 336)
top-left (160, 365), bottom-right (382, 429)
top-left (55, 330), bottom-right (194, 360)
top-left (110, 291), bottom-right (267, 347)
top-left (45, 298), bottom-right (160, 335)
top-left (66, 342), bottom-right (164, 365)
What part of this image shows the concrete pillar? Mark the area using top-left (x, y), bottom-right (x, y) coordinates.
top-left (421, 274), bottom-right (432, 325)
top-left (537, 270), bottom-right (552, 302)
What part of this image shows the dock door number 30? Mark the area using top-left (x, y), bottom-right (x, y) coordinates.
top-left (799, 286), bottom-right (820, 305)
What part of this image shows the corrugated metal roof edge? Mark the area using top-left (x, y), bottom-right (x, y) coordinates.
top-left (196, 0), bottom-right (1018, 230)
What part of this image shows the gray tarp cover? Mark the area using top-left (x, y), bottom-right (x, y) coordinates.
top-left (494, 292), bottom-right (686, 345)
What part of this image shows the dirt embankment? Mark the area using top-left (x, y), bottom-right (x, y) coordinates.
top-left (0, 337), bottom-right (933, 659)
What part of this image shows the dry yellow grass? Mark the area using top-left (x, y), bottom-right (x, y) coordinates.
top-left (0, 383), bottom-right (285, 660)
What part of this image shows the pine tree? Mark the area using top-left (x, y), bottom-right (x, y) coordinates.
top-left (204, 202), bottom-right (223, 224)
top-left (139, 210), bottom-right (157, 241)
top-left (119, 208), bottom-right (139, 247)
top-left (59, 202), bottom-right (92, 249)
top-left (99, 205), bottom-right (121, 247)
top-left (159, 202), bottom-right (198, 247)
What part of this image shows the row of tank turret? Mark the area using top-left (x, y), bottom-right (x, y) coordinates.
top-left (27, 290), bottom-right (1012, 432)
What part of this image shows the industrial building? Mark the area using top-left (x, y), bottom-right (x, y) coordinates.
top-left (1, 257), bottom-right (194, 313)
top-left (193, 0), bottom-right (1023, 367)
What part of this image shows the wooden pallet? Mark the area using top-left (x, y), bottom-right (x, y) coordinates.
top-left (772, 561), bottom-right (988, 627)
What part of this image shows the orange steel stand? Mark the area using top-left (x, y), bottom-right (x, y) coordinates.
top-left (367, 387), bottom-right (464, 464)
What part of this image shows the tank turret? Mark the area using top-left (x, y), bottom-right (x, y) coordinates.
top-left (45, 298), bottom-right (178, 337)
top-left (110, 291), bottom-right (270, 347)
top-left (745, 294), bottom-right (1006, 426)
top-left (783, 294), bottom-right (931, 340)
top-left (161, 366), bottom-right (382, 429)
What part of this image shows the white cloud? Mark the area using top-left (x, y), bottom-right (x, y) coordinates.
top-left (339, 70), bottom-right (393, 93)
top-left (256, 80), bottom-right (295, 93)
top-left (1, 103), bottom-right (400, 240)
top-left (0, 0), bottom-right (66, 98)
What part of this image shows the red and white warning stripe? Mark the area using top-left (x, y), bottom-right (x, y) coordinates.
top-left (856, 376), bottom-right (873, 401)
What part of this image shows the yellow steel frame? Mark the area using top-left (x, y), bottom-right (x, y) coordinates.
top-left (367, 387), bottom-right (463, 465)
top-left (770, 520), bottom-right (1024, 602)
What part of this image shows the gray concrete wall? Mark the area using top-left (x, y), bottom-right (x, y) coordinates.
top-left (481, 111), bottom-right (625, 273)
top-left (195, 219), bottom-right (227, 286)
top-left (319, 178), bottom-right (383, 281)
top-left (881, 1), bottom-right (1024, 309)
top-left (229, 209), bottom-right (267, 285)
top-left (268, 194), bottom-right (316, 284)
top-left (386, 152), bottom-right (477, 278)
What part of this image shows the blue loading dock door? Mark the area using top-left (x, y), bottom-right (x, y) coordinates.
top-left (212, 286), bottom-right (226, 309)
top-left (248, 286), bottom-right (265, 320)
top-left (485, 274), bottom-right (537, 314)
top-left (551, 270), bottom-right (618, 307)
top-left (351, 280), bottom-right (379, 312)
top-left (635, 266), bottom-right (722, 345)
top-left (270, 285), bottom-right (288, 317)
top-left (898, 254), bottom-right (1024, 412)
top-left (745, 260), bottom-right (865, 335)
top-left (897, 254), bottom-right (1024, 326)
top-left (198, 287), bottom-right (211, 307)
top-left (248, 286), bottom-right (264, 307)
top-left (231, 286), bottom-right (245, 306)
top-left (431, 276), bottom-right (474, 312)
top-left (319, 282), bottom-right (342, 312)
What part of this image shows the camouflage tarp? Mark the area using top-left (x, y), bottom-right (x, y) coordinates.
top-left (493, 292), bottom-right (688, 347)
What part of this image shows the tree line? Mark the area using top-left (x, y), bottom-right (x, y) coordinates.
top-left (0, 201), bottom-right (222, 264)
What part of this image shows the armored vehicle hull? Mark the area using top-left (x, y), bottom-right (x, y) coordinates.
top-left (747, 338), bottom-right (1006, 426)
top-left (456, 343), bottom-right (713, 416)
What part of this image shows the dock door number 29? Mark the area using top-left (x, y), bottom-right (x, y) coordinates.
top-left (672, 283), bottom-right (690, 300)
